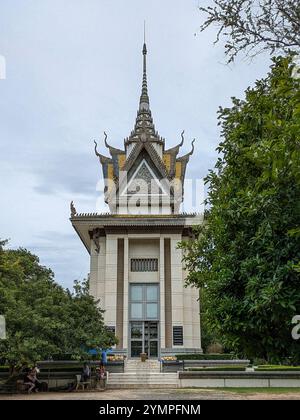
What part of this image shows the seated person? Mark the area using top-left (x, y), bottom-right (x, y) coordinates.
top-left (81, 363), bottom-right (91, 382)
top-left (24, 369), bottom-right (37, 394)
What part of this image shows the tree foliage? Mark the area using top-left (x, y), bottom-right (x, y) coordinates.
top-left (0, 243), bottom-right (116, 368)
top-left (180, 56), bottom-right (300, 363)
top-left (199, 288), bottom-right (222, 353)
top-left (199, 0), bottom-right (300, 62)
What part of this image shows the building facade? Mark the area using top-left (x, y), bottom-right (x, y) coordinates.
top-left (71, 41), bottom-right (203, 358)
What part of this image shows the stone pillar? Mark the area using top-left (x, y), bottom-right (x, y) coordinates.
top-left (116, 239), bottom-right (124, 349)
top-left (164, 238), bottom-right (172, 349)
top-left (89, 241), bottom-right (98, 300)
top-left (171, 234), bottom-right (184, 349)
top-left (96, 236), bottom-right (106, 308)
top-left (104, 235), bottom-right (118, 328)
top-left (123, 236), bottom-right (129, 353)
top-left (159, 236), bottom-right (166, 349)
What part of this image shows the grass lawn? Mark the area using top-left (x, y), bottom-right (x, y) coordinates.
top-left (220, 387), bottom-right (300, 394)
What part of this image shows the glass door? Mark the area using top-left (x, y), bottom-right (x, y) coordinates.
top-left (130, 322), bottom-right (143, 357)
top-left (129, 284), bottom-right (160, 358)
top-left (144, 322), bottom-right (158, 358)
top-left (130, 321), bottom-right (158, 358)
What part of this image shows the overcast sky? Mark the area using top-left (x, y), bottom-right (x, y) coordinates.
top-left (0, 0), bottom-right (272, 290)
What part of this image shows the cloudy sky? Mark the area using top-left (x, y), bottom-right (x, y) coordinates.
top-left (0, 0), bottom-right (271, 290)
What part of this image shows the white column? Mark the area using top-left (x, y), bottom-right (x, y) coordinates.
top-left (104, 235), bottom-right (118, 327)
top-left (123, 236), bottom-right (129, 352)
top-left (89, 242), bottom-right (98, 300)
top-left (171, 234), bottom-right (184, 348)
top-left (159, 236), bottom-right (166, 349)
top-left (96, 237), bottom-right (106, 308)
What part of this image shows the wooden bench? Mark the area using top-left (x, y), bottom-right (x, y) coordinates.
top-left (75, 375), bottom-right (92, 391)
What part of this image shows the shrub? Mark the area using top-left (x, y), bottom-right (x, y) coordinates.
top-left (176, 354), bottom-right (237, 361)
top-left (186, 366), bottom-right (246, 372)
top-left (255, 365), bottom-right (300, 371)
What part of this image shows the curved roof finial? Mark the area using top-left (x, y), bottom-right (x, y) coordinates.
top-left (94, 140), bottom-right (100, 157)
top-left (104, 132), bottom-right (109, 149)
top-left (190, 139), bottom-right (196, 156)
top-left (180, 130), bottom-right (185, 148)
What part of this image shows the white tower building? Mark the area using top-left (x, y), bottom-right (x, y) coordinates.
top-left (71, 41), bottom-right (203, 358)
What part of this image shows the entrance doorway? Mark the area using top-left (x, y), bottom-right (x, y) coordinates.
top-left (129, 284), bottom-right (160, 359)
top-left (130, 321), bottom-right (159, 358)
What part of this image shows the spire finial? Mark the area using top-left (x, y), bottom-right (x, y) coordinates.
top-left (140, 22), bottom-right (149, 111)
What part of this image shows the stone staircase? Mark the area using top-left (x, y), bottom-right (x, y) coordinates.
top-left (106, 360), bottom-right (178, 389)
top-left (125, 359), bottom-right (161, 373)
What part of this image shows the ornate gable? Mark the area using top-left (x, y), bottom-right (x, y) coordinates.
top-left (121, 160), bottom-right (168, 197)
top-left (94, 42), bottom-right (196, 215)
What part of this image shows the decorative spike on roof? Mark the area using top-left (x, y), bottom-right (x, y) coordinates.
top-left (124, 41), bottom-right (165, 147)
top-left (103, 132), bottom-right (124, 156)
top-left (139, 42), bottom-right (149, 111)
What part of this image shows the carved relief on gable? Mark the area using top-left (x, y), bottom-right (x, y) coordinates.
top-left (127, 162), bottom-right (154, 195)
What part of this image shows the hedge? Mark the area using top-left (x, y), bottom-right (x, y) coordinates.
top-left (255, 365), bottom-right (300, 371)
top-left (176, 354), bottom-right (237, 361)
top-left (186, 367), bottom-right (246, 372)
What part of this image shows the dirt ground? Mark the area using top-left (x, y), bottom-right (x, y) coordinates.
top-left (1, 388), bottom-right (300, 400)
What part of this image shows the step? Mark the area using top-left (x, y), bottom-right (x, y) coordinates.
top-left (108, 381), bottom-right (177, 384)
top-left (124, 361), bottom-right (161, 373)
top-left (125, 366), bottom-right (160, 369)
top-left (125, 361), bottom-right (160, 365)
top-left (108, 376), bottom-right (178, 382)
top-left (107, 384), bottom-right (178, 389)
top-left (108, 374), bottom-right (177, 377)
top-left (125, 370), bottom-right (161, 372)
top-left (107, 373), bottom-right (178, 387)
top-left (108, 373), bottom-right (178, 381)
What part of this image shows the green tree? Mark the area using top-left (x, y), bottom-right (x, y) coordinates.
top-left (199, 288), bottom-right (222, 353)
top-left (181, 56), bottom-right (300, 363)
top-left (0, 242), bottom-right (116, 371)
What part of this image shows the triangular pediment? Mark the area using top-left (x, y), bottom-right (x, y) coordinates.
top-left (121, 159), bottom-right (168, 197)
top-left (122, 142), bottom-right (170, 180)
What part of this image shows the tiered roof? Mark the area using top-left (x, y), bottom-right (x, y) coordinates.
top-left (94, 41), bottom-right (195, 207)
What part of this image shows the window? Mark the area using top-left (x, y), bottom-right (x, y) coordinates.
top-left (173, 326), bottom-right (184, 346)
top-left (146, 303), bottom-right (158, 319)
top-left (106, 326), bottom-right (116, 335)
top-left (131, 303), bottom-right (143, 319)
top-left (129, 284), bottom-right (159, 321)
top-left (131, 285), bottom-right (143, 301)
top-left (146, 285), bottom-right (158, 301)
top-left (131, 341), bottom-right (143, 357)
top-left (131, 322), bottom-right (143, 339)
top-left (131, 258), bottom-right (158, 272)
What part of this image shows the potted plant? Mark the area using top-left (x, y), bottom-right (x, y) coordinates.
top-left (140, 353), bottom-right (147, 362)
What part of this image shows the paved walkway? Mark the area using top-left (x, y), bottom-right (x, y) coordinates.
top-left (1, 389), bottom-right (300, 400)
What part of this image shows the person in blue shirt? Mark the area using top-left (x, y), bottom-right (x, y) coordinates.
top-left (101, 350), bottom-right (107, 366)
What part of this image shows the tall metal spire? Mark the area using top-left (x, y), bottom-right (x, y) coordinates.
top-left (124, 25), bottom-right (165, 148)
top-left (139, 22), bottom-right (150, 111)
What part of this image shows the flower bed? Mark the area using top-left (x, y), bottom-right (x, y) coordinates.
top-left (160, 357), bottom-right (177, 362)
top-left (107, 355), bottom-right (125, 362)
